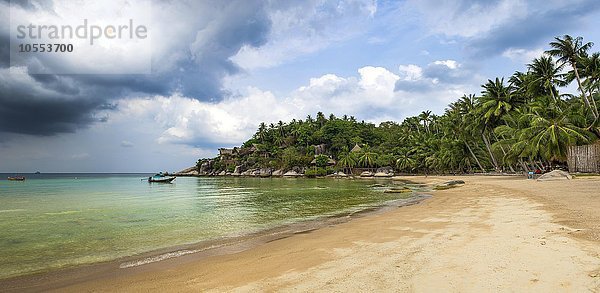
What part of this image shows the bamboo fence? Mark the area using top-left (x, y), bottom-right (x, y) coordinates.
top-left (567, 143), bottom-right (600, 173)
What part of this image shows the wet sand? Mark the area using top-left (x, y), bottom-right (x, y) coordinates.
top-left (5, 176), bottom-right (600, 292)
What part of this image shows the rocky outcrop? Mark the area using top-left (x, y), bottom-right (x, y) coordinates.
top-left (272, 169), bottom-right (284, 177)
top-left (173, 166), bottom-right (199, 176)
top-left (199, 160), bottom-right (215, 174)
top-left (233, 165), bottom-right (242, 174)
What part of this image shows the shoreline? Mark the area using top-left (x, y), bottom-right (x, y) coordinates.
top-left (0, 192), bottom-right (430, 292)
top-left (4, 175), bottom-right (600, 292)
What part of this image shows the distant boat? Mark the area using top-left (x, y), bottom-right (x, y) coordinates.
top-left (34, 171), bottom-right (41, 174)
top-left (8, 176), bottom-right (26, 181)
top-left (147, 174), bottom-right (176, 183)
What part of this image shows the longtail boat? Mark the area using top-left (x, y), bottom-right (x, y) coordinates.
top-left (147, 174), bottom-right (176, 183)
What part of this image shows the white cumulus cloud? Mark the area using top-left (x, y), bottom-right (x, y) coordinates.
top-left (109, 64), bottom-right (474, 148)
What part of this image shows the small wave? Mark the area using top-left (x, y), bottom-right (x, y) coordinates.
top-left (119, 243), bottom-right (231, 269)
top-left (119, 249), bottom-right (200, 268)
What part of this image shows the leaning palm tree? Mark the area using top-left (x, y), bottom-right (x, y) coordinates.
top-left (527, 55), bottom-right (564, 106)
top-left (546, 35), bottom-right (598, 118)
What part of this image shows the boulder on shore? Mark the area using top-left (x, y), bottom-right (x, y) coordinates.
top-left (259, 168), bottom-right (272, 177)
top-left (537, 170), bottom-right (572, 181)
top-left (335, 171), bottom-right (348, 177)
top-left (374, 172), bottom-right (393, 177)
top-left (283, 170), bottom-right (300, 177)
top-left (272, 169), bottom-right (284, 177)
top-left (241, 169), bottom-right (254, 176)
top-left (360, 171), bottom-right (374, 177)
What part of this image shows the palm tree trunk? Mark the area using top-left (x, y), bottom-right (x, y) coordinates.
top-left (549, 87), bottom-right (563, 113)
top-left (465, 141), bottom-right (485, 172)
top-left (482, 132), bottom-right (499, 171)
top-left (519, 160), bottom-right (528, 173)
top-left (490, 131), bottom-right (515, 173)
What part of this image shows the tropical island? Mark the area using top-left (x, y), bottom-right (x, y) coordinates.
top-left (183, 35), bottom-right (600, 178)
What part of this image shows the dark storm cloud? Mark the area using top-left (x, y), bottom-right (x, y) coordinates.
top-left (466, 0), bottom-right (600, 58)
top-left (0, 0), bottom-right (272, 136)
top-left (0, 91), bottom-right (103, 135)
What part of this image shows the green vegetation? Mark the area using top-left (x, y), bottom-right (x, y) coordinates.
top-left (199, 35), bottom-right (600, 175)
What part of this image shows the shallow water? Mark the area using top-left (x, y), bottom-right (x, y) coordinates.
top-left (0, 174), bottom-right (416, 279)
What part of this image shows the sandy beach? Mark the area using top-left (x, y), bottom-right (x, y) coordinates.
top-left (6, 175), bottom-right (600, 292)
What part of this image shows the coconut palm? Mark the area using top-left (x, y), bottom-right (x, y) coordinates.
top-left (395, 149), bottom-right (415, 173)
top-left (478, 78), bottom-right (522, 125)
top-left (546, 35), bottom-right (598, 118)
top-left (337, 151), bottom-right (356, 174)
top-left (581, 52), bottom-right (600, 96)
top-left (358, 146), bottom-right (377, 168)
top-left (527, 55), bottom-right (564, 105)
top-left (256, 122), bottom-right (267, 143)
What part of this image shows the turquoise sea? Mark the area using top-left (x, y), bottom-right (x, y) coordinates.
top-left (0, 174), bottom-right (420, 279)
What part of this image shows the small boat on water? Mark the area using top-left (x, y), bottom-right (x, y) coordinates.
top-left (147, 173), bottom-right (176, 183)
top-left (8, 176), bottom-right (26, 181)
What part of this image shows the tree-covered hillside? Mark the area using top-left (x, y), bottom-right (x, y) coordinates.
top-left (197, 35), bottom-right (600, 175)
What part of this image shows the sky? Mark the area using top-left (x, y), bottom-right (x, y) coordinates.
top-left (1, 0), bottom-right (600, 173)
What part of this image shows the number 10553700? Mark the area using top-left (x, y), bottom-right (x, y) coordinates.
top-left (18, 43), bottom-right (73, 53)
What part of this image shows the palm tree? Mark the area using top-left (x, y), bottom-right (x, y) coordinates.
top-left (418, 110), bottom-right (432, 133)
top-left (395, 151), bottom-right (415, 173)
top-left (358, 146), bottom-right (377, 168)
top-left (257, 122), bottom-right (267, 143)
top-left (337, 151), bottom-right (356, 174)
top-left (277, 120), bottom-right (285, 137)
top-left (316, 112), bottom-right (326, 128)
top-left (546, 35), bottom-right (598, 118)
top-left (479, 78), bottom-right (521, 125)
top-left (581, 52), bottom-right (600, 97)
top-left (519, 110), bottom-right (592, 162)
top-left (475, 78), bottom-right (522, 171)
top-left (527, 55), bottom-right (564, 105)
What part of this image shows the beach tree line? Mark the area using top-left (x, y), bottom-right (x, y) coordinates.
top-left (200, 35), bottom-right (600, 174)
